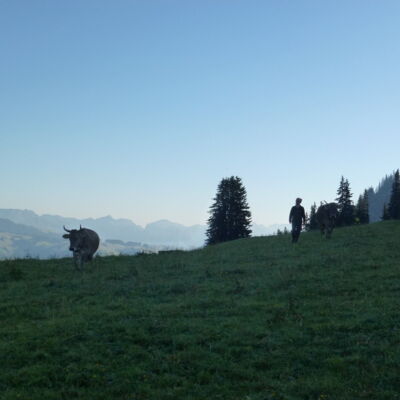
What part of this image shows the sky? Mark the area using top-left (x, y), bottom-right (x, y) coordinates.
top-left (1, 0), bottom-right (400, 227)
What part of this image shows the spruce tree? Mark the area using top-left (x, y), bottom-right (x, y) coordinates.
top-left (206, 176), bottom-right (252, 245)
top-left (336, 176), bottom-right (355, 226)
top-left (362, 189), bottom-right (370, 224)
top-left (367, 175), bottom-right (394, 222)
top-left (304, 211), bottom-right (309, 230)
top-left (388, 169), bottom-right (400, 219)
top-left (381, 203), bottom-right (390, 220)
top-left (355, 190), bottom-right (369, 224)
top-left (307, 202), bottom-right (318, 230)
top-left (355, 195), bottom-right (362, 224)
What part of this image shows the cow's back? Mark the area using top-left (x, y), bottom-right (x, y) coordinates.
top-left (83, 228), bottom-right (100, 253)
top-left (316, 205), bottom-right (327, 224)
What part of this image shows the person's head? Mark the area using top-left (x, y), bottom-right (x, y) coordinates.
top-left (295, 197), bottom-right (302, 206)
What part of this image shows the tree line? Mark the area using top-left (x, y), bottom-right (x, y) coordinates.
top-left (206, 171), bottom-right (400, 245)
top-left (304, 170), bottom-right (400, 231)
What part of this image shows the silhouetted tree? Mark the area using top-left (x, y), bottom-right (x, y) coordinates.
top-left (366, 174), bottom-right (394, 222)
top-left (336, 176), bottom-right (355, 226)
top-left (206, 176), bottom-right (252, 245)
top-left (355, 190), bottom-right (369, 224)
top-left (306, 202), bottom-right (318, 231)
top-left (304, 211), bottom-right (309, 230)
top-left (381, 203), bottom-right (390, 220)
top-left (388, 169), bottom-right (400, 219)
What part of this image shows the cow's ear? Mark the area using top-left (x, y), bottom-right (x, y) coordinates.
top-left (62, 234), bottom-right (70, 239)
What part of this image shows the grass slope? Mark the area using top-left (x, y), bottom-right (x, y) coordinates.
top-left (1, 222), bottom-right (400, 400)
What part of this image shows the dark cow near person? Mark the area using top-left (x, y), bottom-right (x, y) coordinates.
top-left (316, 202), bottom-right (339, 238)
top-left (62, 225), bottom-right (100, 269)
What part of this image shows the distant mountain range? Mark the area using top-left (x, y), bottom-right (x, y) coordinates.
top-left (0, 209), bottom-right (287, 259)
top-left (0, 209), bottom-right (205, 247)
top-left (2, 168), bottom-right (394, 261)
top-left (0, 218), bottom-right (169, 260)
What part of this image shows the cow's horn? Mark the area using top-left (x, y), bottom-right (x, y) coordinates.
top-left (63, 225), bottom-right (71, 233)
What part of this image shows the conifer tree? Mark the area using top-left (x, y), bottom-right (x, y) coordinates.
top-left (355, 190), bottom-right (369, 224)
top-left (336, 176), bottom-right (355, 226)
top-left (355, 195), bottom-right (362, 224)
top-left (381, 203), bottom-right (390, 220)
top-left (304, 211), bottom-right (309, 230)
top-left (206, 176), bottom-right (252, 245)
top-left (388, 169), bottom-right (400, 219)
top-left (306, 202), bottom-right (318, 231)
top-left (363, 189), bottom-right (370, 224)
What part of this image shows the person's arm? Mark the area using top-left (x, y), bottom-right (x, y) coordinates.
top-left (289, 207), bottom-right (293, 223)
top-left (302, 207), bottom-right (306, 224)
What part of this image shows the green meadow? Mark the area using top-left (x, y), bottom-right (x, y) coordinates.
top-left (1, 221), bottom-right (400, 400)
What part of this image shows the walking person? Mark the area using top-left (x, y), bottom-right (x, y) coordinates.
top-left (289, 198), bottom-right (306, 243)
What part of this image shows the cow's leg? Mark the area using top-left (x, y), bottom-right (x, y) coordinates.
top-left (73, 251), bottom-right (83, 270)
top-left (81, 251), bottom-right (92, 264)
top-left (73, 251), bottom-right (80, 270)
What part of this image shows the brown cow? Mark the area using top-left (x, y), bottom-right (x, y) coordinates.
top-left (316, 203), bottom-right (339, 238)
top-left (62, 225), bottom-right (100, 269)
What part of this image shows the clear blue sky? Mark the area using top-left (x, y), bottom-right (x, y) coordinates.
top-left (1, 1), bottom-right (399, 226)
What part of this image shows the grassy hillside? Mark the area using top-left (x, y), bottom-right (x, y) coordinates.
top-left (1, 222), bottom-right (400, 400)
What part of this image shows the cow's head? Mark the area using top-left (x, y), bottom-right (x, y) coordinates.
top-left (62, 225), bottom-right (86, 252)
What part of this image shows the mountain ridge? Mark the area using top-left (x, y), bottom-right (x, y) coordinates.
top-left (0, 209), bottom-right (285, 248)
top-left (0, 218), bottom-right (170, 259)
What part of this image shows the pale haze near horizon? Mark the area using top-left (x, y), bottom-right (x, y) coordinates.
top-left (1, 1), bottom-right (399, 227)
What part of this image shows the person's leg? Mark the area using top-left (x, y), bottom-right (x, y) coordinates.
top-left (291, 223), bottom-right (297, 243)
top-left (293, 224), bottom-right (301, 242)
